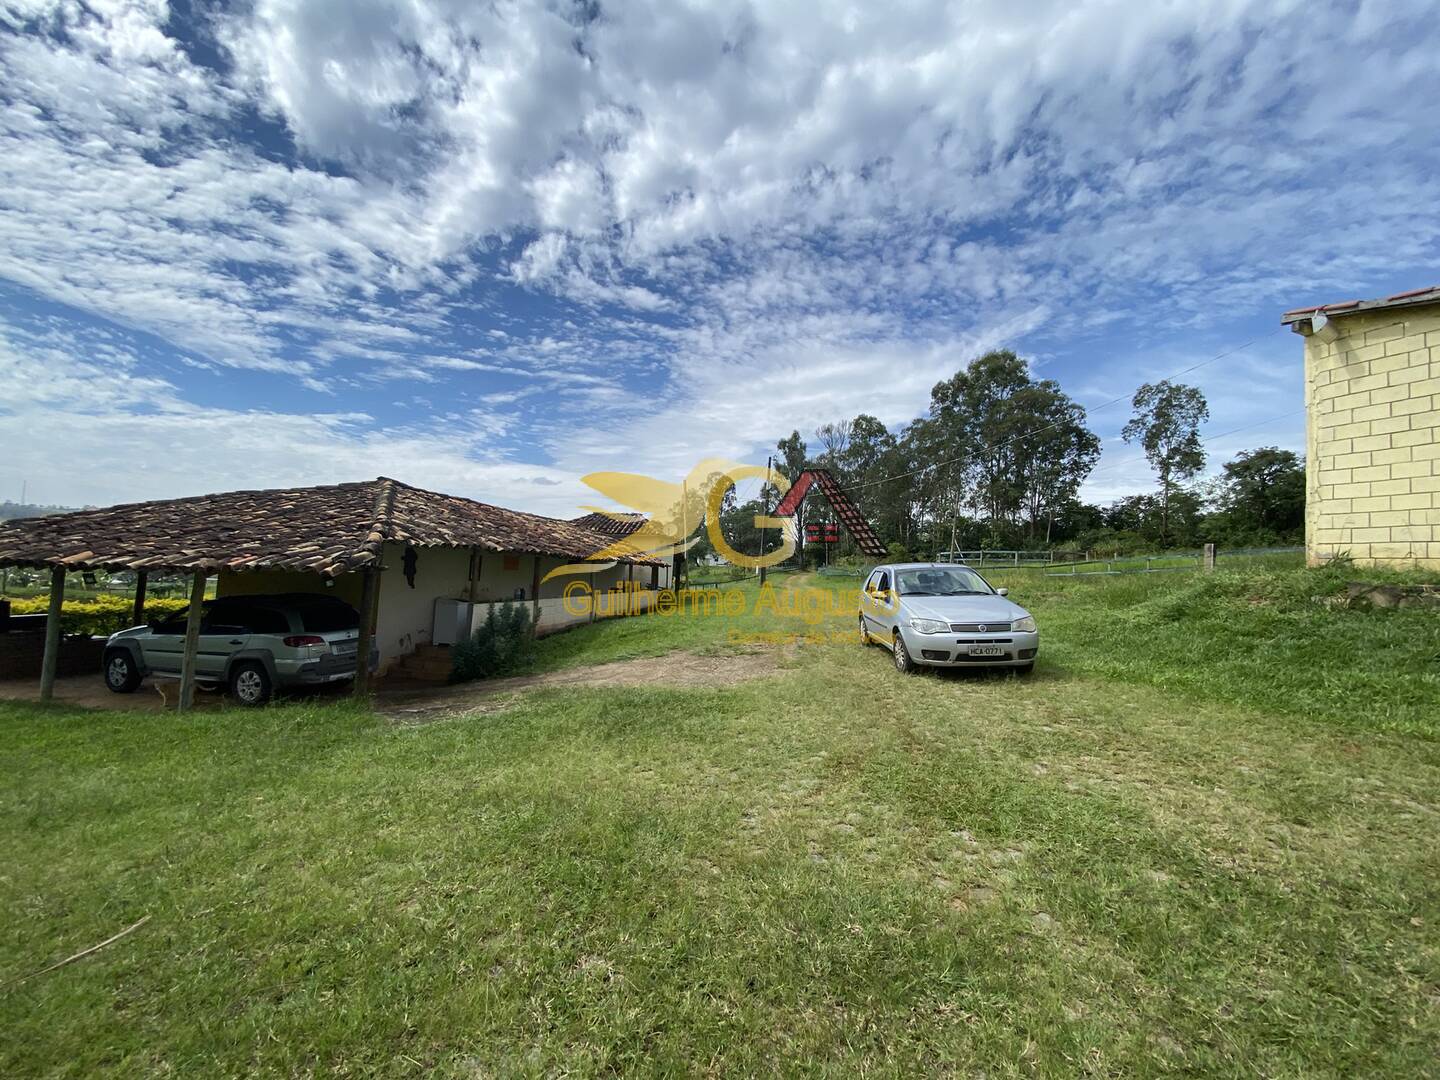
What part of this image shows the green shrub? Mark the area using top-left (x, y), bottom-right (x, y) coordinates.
top-left (451, 601), bottom-right (536, 682)
top-left (7, 595), bottom-right (189, 636)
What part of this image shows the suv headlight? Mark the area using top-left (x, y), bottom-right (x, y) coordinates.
top-left (908, 617), bottom-right (949, 635)
top-left (1013, 615), bottom-right (1037, 633)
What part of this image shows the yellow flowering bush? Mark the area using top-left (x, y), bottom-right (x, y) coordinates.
top-left (6, 595), bottom-right (189, 636)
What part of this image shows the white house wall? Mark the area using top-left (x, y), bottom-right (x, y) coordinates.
top-left (373, 542), bottom-right (471, 666)
top-left (219, 542), bottom-right (662, 673)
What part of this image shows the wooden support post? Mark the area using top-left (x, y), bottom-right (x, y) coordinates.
top-left (467, 548), bottom-right (482, 602)
top-left (531, 556), bottom-right (543, 624)
top-left (131, 571), bottom-right (148, 627)
top-left (353, 566), bottom-right (379, 698)
top-left (1203, 543), bottom-right (1216, 573)
top-left (39, 566), bottom-right (65, 703)
top-left (177, 570), bottom-right (207, 712)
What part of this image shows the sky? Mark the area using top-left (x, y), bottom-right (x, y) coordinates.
top-left (2, 0), bottom-right (1438, 519)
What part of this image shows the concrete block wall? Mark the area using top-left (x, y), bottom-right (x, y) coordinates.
top-left (1305, 306), bottom-right (1440, 568)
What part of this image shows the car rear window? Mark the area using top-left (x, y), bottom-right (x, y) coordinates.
top-left (205, 602), bottom-right (290, 635)
top-left (244, 606), bottom-right (291, 635)
top-left (297, 600), bottom-right (359, 633)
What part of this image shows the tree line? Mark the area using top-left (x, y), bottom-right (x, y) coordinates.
top-left (698, 350), bottom-right (1304, 564)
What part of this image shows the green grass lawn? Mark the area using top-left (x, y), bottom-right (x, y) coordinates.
top-left (3, 565), bottom-right (1439, 1075)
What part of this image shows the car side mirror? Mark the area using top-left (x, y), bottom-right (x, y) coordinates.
top-left (996, 588), bottom-right (1009, 597)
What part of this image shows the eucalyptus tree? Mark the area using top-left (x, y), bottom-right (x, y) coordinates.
top-left (813, 420), bottom-right (853, 477)
top-left (1012, 384), bottom-right (1102, 542)
top-left (1121, 381), bottom-right (1209, 546)
top-left (922, 350), bottom-right (1099, 544)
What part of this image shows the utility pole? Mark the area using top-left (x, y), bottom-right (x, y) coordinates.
top-left (758, 455), bottom-right (772, 587)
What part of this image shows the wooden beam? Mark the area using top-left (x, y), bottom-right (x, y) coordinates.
top-left (131, 571), bottom-right (148, 627)
top-left (38, 566), bottom-right (65, 703)
top-left (467, 548), bottom-right (482, 602)
top-left (177, 571), bottom-right (207, 712)
top-left (352, 566), bottom-right (380, 698)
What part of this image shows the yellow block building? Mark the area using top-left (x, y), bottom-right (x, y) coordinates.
top-left (1283, 285), bottom-right (1440, 569)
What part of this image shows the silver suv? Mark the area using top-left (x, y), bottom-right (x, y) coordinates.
top-left (102, 593), bottom-right (362, 705)
top-left (859, 563), bottom-right (1039, 674)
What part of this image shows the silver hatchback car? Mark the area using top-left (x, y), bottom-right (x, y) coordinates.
top-left (859, 563), bottom-right (1039, 674)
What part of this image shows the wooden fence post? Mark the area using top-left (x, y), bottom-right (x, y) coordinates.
top-left (1203, 543), bottom-right (1216, 572)
top-left (177, 570), bottom-right (207, 712)
top-left (39, 566), bottom-right (66, 703)
top-left (466, 548), bottom-right (481, 602)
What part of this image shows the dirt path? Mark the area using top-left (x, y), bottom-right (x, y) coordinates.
top-left (0, 673), bottom-right (240, 712)
top-left (377, 648), bottom-right (783, 723)
top-left (0, 649), bottom-right (784, 718)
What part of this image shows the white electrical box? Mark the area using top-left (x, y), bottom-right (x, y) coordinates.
top-left (432, 598), bottom-right (472, 646)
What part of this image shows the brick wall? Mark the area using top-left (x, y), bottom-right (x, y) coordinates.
top-left (1305, 305), bottom-right (1440, 568)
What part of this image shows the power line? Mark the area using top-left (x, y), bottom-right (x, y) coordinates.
top-left (1080, 407), bottom-right (1304, 481)
top-left (847, 326), bottom-right (1286, 493)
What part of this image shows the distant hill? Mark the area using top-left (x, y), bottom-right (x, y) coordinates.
top-left (0, 501), bottom-right (87, 522)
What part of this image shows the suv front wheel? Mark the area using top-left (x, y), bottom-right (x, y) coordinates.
top-left (229, 661), bottom-right (273, 707)
top-left (103, 649), bottom-right (143, 693)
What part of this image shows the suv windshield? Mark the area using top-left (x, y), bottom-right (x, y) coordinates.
top-left (894, 566), bottom-right (993, 596)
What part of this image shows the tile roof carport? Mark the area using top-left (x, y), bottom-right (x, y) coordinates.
top-left (0, 477), bottom-right (657, 707)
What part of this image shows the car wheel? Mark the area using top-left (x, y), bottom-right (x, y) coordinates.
top-left (103, 650), bottom-right (143, 693)
top-left (1013, 662), bottom-right (1035, 676)
top-left (892, 631), bottom-right (914, 674)
top-left (229, 661), bottom-right (272, 707)
top-left (858, 615), bottom-right (871, 646)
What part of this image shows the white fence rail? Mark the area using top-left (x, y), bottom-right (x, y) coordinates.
top-left (819, 546), bottom-right (1304, 579)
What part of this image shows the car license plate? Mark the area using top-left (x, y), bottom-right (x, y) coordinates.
top-left (969, 646), bottom-right (1005, 657)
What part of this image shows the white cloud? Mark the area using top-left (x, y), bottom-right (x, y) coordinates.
top-left (1, 0), bottom-right (1437, 513)
top-left (0, 403), bottom-right (593, 514)
top-left (0, 321), bottom-right (591, 514)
